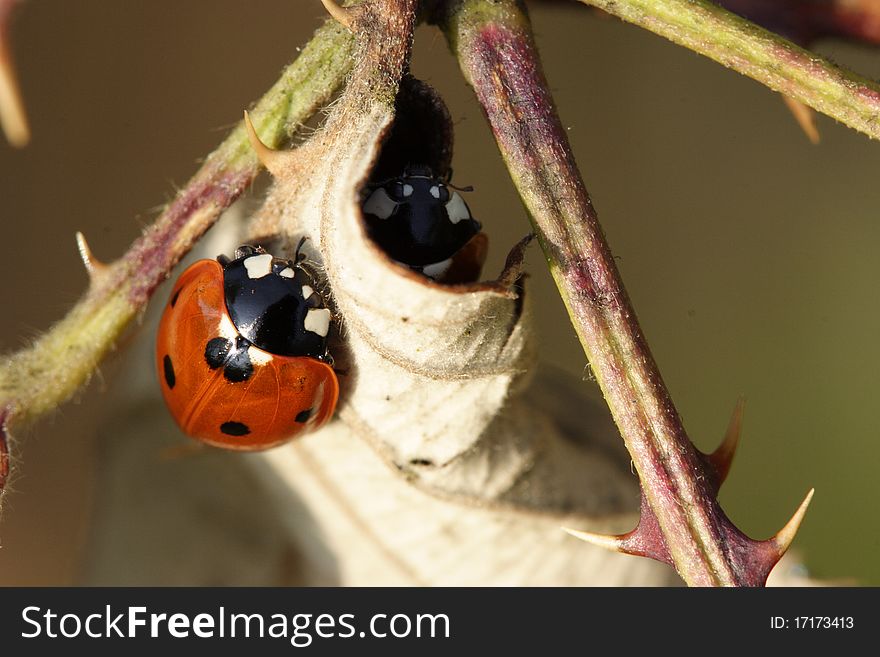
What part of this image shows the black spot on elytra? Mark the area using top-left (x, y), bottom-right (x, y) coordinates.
top-left (409, 458), bottom-right (434, 467)
top-left (295, 408), bottom-right (313, 423)
top-left (205, 336), bottom-right (253, 382)
top-left (162, 355), bottom-right (176, 389)
top-left (170, 289), bottom-right (181, 308)
top-left (205, 337), bottom-right (232, 370)
top-left (223, 347), bottom-right (253, 383)
top-left (220, 421), bottom-right (250, 437)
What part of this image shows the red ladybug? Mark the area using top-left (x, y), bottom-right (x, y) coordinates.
top-left (156, 244), bottom-right (338, 450)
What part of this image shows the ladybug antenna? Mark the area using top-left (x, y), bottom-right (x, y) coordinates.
top-left (444, 168), bottom-right (475, 192)
top-left (294, 236), bottom-right (309, 264)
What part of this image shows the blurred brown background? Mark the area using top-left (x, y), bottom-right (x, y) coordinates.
top-left (1, 0), bottom-right (878, 585)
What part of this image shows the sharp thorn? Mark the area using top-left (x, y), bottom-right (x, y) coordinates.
top-left (243, 110), bottom-right (288, 178)
top-left (0, 34), bottom-right (30, 147)
top-left (75, 231), bottom-right (109, 280)
top-left (562, 526), bottom-right (626, 553)
top-left (707, 396), bottom-right (745, 486)
top-left (771, 488), bottom-right (815, 554)
top-left (781, 95), bottom-right (820, 144)
top-left (320, 0), bottom-right (356, 31)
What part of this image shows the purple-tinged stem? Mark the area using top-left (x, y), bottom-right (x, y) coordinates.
top-left (437, 0), bottom-right (808, 586)
top-left (716, 0), bottom-right (880, 45)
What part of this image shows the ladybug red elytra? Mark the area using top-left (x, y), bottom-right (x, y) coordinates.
top-left (156, 244), bottom-right (338, 450)
top-left (362, 166), bottom-right (486, 281)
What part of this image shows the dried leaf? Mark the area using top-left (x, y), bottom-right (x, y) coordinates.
top-left (229, 0), bottom-right (678, 585)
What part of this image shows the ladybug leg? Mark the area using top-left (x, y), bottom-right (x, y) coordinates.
top-left (317, 350), bottom-right (336, 368)
top-left (325, 309), bottom-right (344, 333)
top-left (296, 260), bottom-right (325, 294)
top-left (293, 236), bottom-right (324, 283)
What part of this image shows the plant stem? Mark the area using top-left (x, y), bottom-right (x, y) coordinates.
top-left (438, 0), bottom-right (794, 586)
top-left (574, 0), bottom-right (880, 140)
top-left (715, 0), bottom-right (880, 45)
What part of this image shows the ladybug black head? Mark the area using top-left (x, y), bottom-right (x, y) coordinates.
top-left (219, 245), bottom-right (331, 360)
top-left (362, 167), bottom-right (481, 267)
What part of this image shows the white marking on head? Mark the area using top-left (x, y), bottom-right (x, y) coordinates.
top-left (430, 185), bottom-right (441, 199)
top-left (304, 308), bottom-right (332, 337)
top-left (244, 253), bottom-right (273, 279)
top-left (421, 258), bottom-right (453, 280)
top-left (402, 184), bottom-right (414, 197)
top-left (279, 267), bottom-right (295, 279)
top-left (247, 345), bottom-right (272, 366)
top-left (363, 188), bottom-right (396, 219)
top-left (301, 285), bottom-right (314, 300)
top-left (445, 192), bottom-right (470, 224)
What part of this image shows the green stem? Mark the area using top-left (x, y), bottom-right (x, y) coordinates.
top-left (576, 0), bottom-right (880, 140)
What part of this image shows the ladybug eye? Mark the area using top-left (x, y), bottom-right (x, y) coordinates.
top-left (390, 180), bottom-right (415, 200)
top-left (429, 184), bottom-right (449, 202)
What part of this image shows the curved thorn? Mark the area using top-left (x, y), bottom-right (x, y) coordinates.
top-left (75, 231), bottom-right (109, 280)
top-left (772, 488), bottom-right (815, 554)
top-left (320, 0), bottom-right (355, 31)
top-left (0, 32), bottom-right (29, 147)
top-left (781, 95), bottom-right (820, 144)
top-left (562, 526), bottom-right (626, 553)
top-left (708, 396), bottom-right (745, 485)
top-left (243, 110), bottom-right (288, 178)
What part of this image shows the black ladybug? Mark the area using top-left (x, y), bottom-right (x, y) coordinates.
top-left (361, 166), bottom-right (482, 272)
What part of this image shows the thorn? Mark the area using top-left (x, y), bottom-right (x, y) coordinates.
top-left (0, 31), bottom-right (30, 147)
top-left (564, 492), bottom-right (673, 565)
top-left (562, 526), bottom-right (625, 552)
top-left (706, 397), bottom-right (745, 486)
top-left (771, 488), bottom-right (815, 554)
top-left (75, 231), bottom-right (109, 280)
top-left (243, 110), bottom-right (288, 178)
top-left (495, 233), bottom-right (534, 289)
top-left (320, 0), bottom-right (355, 31)
top-left (781, 95), bottom-right (820, 144)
